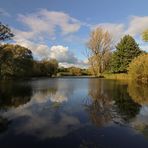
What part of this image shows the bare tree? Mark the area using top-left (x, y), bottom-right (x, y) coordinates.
top-left (86, 27), bottom-right (112, 76)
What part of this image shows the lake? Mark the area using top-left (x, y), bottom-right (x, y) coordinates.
top-left (0, 78), bottom-right (148, 148)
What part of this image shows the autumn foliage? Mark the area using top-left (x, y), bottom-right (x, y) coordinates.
top-left (128, 54), bottom-right (148, 84)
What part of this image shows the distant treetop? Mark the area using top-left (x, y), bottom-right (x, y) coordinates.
top-left (0, 22), bottom-right (14, 42)
top-left (142, 29), bottom-right (148, 42)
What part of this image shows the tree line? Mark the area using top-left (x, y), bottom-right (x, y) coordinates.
top-left (86, 27), bottom-right (148, 83)
top-left (0, 22), bottom-right (59, 79)
top-left (0, 22), bottom-right (88, 79)
top-left (0, 44), bottom-right (59, 79)
top-left (0, 43), bottom-right (88, 79)
top-left (1, 22), bottom-right (148, 82)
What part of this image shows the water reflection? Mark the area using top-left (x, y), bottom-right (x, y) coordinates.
top-left (0, 79), bottom-right (82, 139)
top-left (111, 81), bottom-right (141, 122)
top-left (0, 81), bottom-right (32, 110)
top-left (30, 79), bottom-right (76, 105)
top-left (128, 81), bottom-right (148, 105)
top-left (0, 116), bottom-right (9, 133)
top-left (85, 79), bottom-right (114, 127)
top-left (0, 78), bottom-right (148, 147)
top-left (127, 81), bottom-right (148, 138)
top-left (85, 79), bottom-right (141, 125)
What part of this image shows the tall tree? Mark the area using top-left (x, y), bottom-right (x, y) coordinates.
top-left (86, 27), bottom-right (112, 76)
top-left (0, 44), bottom-right (33, 79)
top-left (142, 29), bottom-right (148, 42)
top-left (111, 35), bottom-right (142, 73)
top-left (0, 22), bottom-right (14, 42)
top-left (32, 59), bottom-right (58, 77)
top-left (48, 59), bottom-right (58, 77)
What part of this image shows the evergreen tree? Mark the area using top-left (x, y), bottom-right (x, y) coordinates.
top-left (111, 35), bottom-right (142, 73)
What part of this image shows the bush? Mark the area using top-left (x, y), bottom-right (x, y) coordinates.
top-left (128, 54), bottom-right (148, 84)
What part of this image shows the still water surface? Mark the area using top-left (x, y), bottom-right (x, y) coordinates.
top-left (0, 78), bottom-right (148, 148)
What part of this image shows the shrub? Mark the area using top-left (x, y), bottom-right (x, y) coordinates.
top-left (128, 54), bottom-right (148, 84)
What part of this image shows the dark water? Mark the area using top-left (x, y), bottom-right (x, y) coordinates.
top-left (0, 78), bottom-right (148, 148)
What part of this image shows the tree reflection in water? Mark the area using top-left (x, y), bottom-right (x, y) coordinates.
top-left (127, 81), bottom-right (148, 139)
top-left (84, 79), bottom-right (114, 127)
top-left (111, 81), bottom-right (141, 122)
top-left (0, 81), bottom-right (32, 133)
top-left (0, 78), bottom-right (146, 142)
top-left (0, 116), bottom-right (9, 133)
top-left (84, 79), bottom-right (141, 127)
top-left (128, 81), bottom-right (148, 105)
top-left (0, 81), bottom-right (32, 110)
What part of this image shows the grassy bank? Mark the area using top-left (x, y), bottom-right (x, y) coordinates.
top-left (104, 73), bottom-right (129, 80)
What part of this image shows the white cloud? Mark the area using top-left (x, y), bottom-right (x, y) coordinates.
top-left (90, 16), bottom-right (148, 47)
top-left (92, 23), bottom-right (125, 39)
top-left (92, 23), bottom-right (125, 44)
top-left (13, 39), bottom-right (87, 67)
top-left (12, 9), bottom-right (84, 67)
top-left (50, 45), bottom-right (78, 63)
top-left (14, 39), bottom-right (49, 59)
top-left (49, 45), bottom-right (87, 68)
top-left (39, 9), bottom-right (81, 35)
top-left (15, 9), bottom-right (81, 41)
top-left (13, 29), bottom-right (36, 41)
top-left (126, 16), bottom-right (148, 36)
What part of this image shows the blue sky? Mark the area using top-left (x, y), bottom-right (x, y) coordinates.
top-left (1, 0), bottom-right (148, 67)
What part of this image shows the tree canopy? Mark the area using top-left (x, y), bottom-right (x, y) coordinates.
top-left (110, 35), bottom-right (142, 73)
top-left (0, 44), bottom-right (59, 79)
top-left (0, 22), bottom-right (14, 42)
top-left (128, 53), bottom-right (148, 84)
top-left (142, 29), bottom-right (148, 42)
top-left (32, 59), bottom-right (58, 77)
top-left (87, 27), bottom-right (112, 76)
top-left (0, 44), bottom-right (33, 78)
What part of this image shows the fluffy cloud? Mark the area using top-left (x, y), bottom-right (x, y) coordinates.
top-left (126, 16), bottom-right (148, 36)
top-left (92, 23), bottom-right (125, 43)
top-left (14, 39), bottom-right (49, 59)
top-left (50, 45), bottom-right (78, 63)
top-left (49, 45), bottom-right (87, 68)
top-left (12, 9), bottom-right (85, 68)
top-left (14, 39), bottom-right (87, 68)
top-left (91, 16), bottom-right (148, 43)
top-left (14, 9), bottom-right (81, 41)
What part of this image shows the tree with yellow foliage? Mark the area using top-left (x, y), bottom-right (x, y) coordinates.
top-left (142, 29), bottom-right (148, 42)
top-left (86, 27), bottom-right (112, 76)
